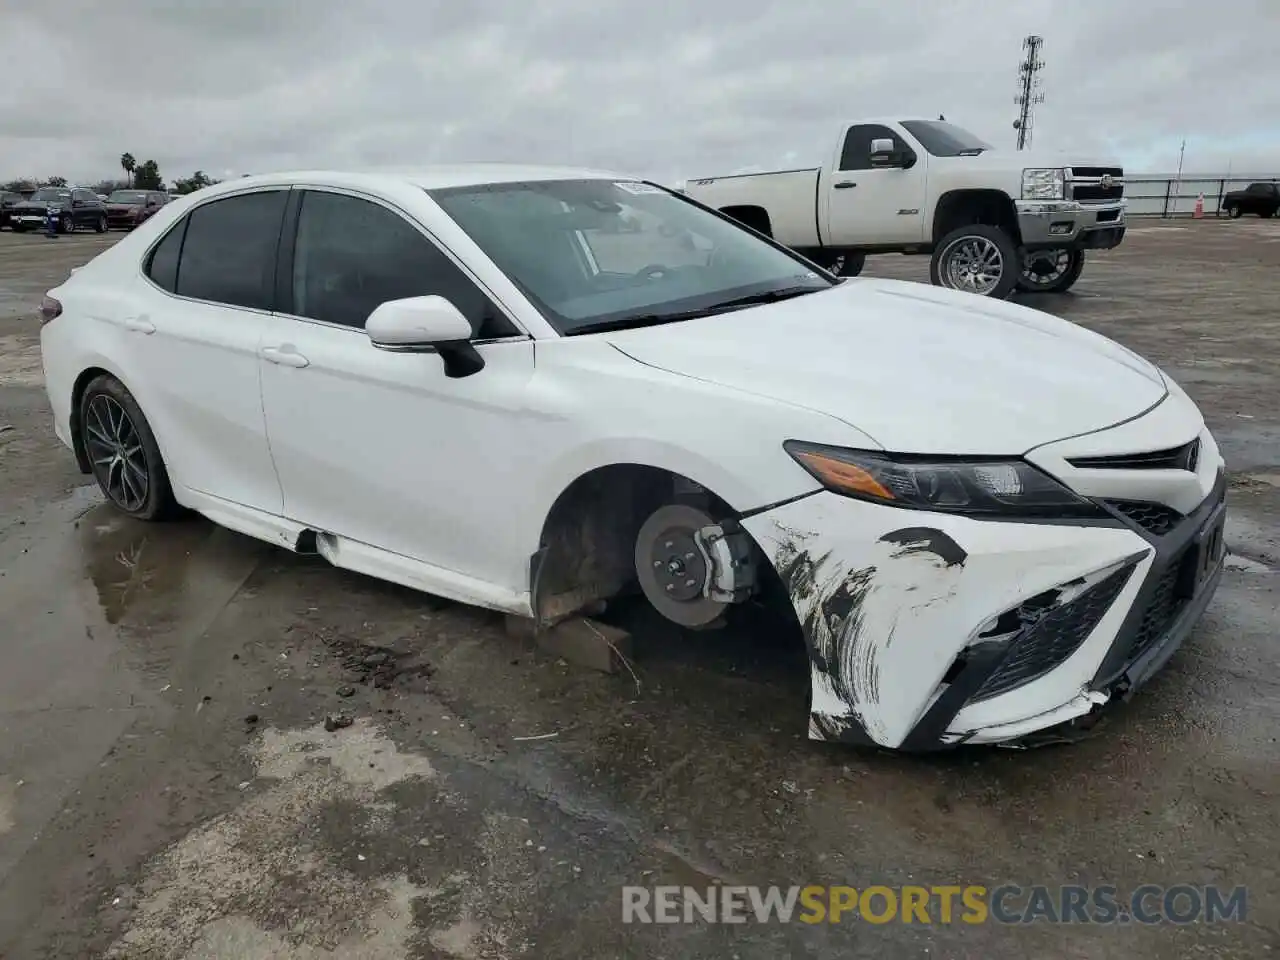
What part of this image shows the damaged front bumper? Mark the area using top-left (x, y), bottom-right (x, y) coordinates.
top-left (741, 471), bottom-right (1226, 752)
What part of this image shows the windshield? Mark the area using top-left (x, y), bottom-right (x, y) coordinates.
top-left (107, 190), bottom-right (147, 204)
top-left (30, 188), bottom-right (72, 202)
top-left (430, 179), bottom-right (833, 335)
top-left (900, 121), bottom-right (992, 157)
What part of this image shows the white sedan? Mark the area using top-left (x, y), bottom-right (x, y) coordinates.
top-left (39, 166), bottom-right (1227, 752)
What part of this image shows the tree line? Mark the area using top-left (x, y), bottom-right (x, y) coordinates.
top-left (2, 153), bottom-right (223, 196)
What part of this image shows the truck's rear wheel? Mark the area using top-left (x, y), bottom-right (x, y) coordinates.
top-left (1017, 248), bottom-right (1085, 294)
top-left (930, 224), bottom-right (1018, 299)
top-left (815, 252), bottom-right (865, 277)
top-left (1227, 204), bottom-right (1242, 219)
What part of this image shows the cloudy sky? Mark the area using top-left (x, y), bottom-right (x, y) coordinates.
top-left (3, 0), bottom-right (1278, 187)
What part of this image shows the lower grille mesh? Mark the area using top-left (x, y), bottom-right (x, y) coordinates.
top-left (972, 565), bottom-right (1134, 702)
top-left (1105, 500), bottom-right (1184, 536)
top-left (1125, 561), bottom-right (1187, 665)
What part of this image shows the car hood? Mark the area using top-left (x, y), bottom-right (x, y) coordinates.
top-left (604, 278), bottom-right (1167, 455)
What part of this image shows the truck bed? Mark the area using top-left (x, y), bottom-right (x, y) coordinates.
top-left (683, 167), bottom-right (823, 249)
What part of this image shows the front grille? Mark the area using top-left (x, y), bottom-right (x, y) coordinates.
top-left (1124, 561), bottom-right (1187, 665)
top-left (1069, 166), bottom-right (1124, 203)
top-left (1070, 438), bottom-right (1200, 472)
top-left (1073, 184), bottom-right (1124, 202)
top-left (1104, 500), bottom-right (1185, 536)
top-left (971, 564), bottom-right (1134, 702)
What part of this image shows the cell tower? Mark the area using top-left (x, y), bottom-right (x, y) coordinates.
top-left (1013, 35), bottom-right (1045, 151)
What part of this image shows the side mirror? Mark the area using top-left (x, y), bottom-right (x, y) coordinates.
top-left (365, 295), bottom-right (484, 379)
top-left (870, 138), bottom-right (901, 168)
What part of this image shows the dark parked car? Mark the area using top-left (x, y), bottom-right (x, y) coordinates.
top-left (8, 187), bottom-right (108, 234)
top-left (1222, 182), bottom-right (1279, 219)
top-left (104, 189), bottom-right (169, 230)
top-left (0, 191), bottom-right (24, 229)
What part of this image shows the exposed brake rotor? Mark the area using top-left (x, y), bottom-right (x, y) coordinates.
top-left (634, 504), bottom-right (756, 628)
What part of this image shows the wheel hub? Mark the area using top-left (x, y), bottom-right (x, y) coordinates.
top-left (84, 394), bottom-right (149, 512)
top-left (634, 503), bottom-right (736, 628)
top-left (648, 530), bottom-right (707, 602)
top-left (1022, 249), bottom-right (1070, 284)
top-left (944, 237), bottom-right (1003, 295)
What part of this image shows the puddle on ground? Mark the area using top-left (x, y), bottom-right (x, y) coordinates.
top-left (79, 508), bottom-right (205, 625)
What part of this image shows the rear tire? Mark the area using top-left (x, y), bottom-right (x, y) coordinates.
top-left (95, 215), bottom-right (107, 233)
top-left (1017, 248), bottom-right (1085, 294)
top-left (1261, 209), bottom-right (1275, 219)
top-left (79, 375), bottom-right (180, 521)
top-left (815, 251), bottom-right (866, 278)
top-left (1227, 204), bottom-right (1242, 219)
top-left (930, 224), bottom-right (1019, 299)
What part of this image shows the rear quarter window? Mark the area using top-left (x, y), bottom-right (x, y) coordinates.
top-left (145, 218), bottom-right (187, 293)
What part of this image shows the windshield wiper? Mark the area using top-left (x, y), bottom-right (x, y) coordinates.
top-left (566, 312), bottom-right (708, 335)
top-left (567, 285), bottom-right (824, 336)
top-left (701, 285), bottom-right (823, 312)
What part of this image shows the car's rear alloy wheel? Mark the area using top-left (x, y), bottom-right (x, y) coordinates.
top-left (80, 375), bottom-right (179, 520)
top-left (1017, 248), bottom-right (1085, 294)
top-left (1227, 205), bottom-right (1242, 219)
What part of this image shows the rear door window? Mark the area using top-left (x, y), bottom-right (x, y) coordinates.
top-left (175, 191), bottom-right (288, 310)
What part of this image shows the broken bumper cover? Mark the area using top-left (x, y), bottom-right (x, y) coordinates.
top-left (1016, 199), bottom-right (1126, 252)
top-left (741, 474), bottom-right (1226, 752)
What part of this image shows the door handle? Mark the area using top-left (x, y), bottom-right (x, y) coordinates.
top-left (261, 345), bottom-right (310, 368)
top-left (123, 316), bottom-right (155, 334)
top-left (834, 181), bottom-right (857, 190)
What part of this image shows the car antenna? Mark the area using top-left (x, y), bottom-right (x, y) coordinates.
top-left (938, 114), bottom-right (946, 121)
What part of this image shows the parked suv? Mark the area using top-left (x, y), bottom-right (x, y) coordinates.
top-left (0, 191), bottom-right (24, 229)
top-left (1221, 182), bottom-right (1279, 219)
top-left (105, 190), bottom-right (169, 230)
top-left (8, 187), bottom-right (108, 234)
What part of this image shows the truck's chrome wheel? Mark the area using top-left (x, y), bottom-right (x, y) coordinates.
top-left (1021, 249), bottom-right (1071, 288)
top-left (1017, 248), bottom-right (1085, 294)
top-left (940, 236), bottom-right (1004, 296)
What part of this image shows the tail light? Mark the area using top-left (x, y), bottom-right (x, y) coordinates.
top-left (39, 295), bottom-right (62, 325)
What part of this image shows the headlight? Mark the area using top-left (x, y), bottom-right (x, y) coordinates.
top-left (784, 442), bottom-right (1106, 519)
top-left (1021, 168), bottom-right (1065, 200)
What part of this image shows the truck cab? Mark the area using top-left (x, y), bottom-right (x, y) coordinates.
top-left (685, 118), bottom-right (1127, 299)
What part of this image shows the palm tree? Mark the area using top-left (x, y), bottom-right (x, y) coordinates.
top-left (120, 153), bottom-right (136, 187)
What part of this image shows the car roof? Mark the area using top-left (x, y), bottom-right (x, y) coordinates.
top-left (194, 164), bottom-right (634, 199)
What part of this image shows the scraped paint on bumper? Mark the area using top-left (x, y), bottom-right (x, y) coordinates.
top-left (742, 479), bottom-right (1226, 751)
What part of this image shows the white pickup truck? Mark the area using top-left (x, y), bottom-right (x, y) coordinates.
top-left (683, 117), bottom-right (1127, 299)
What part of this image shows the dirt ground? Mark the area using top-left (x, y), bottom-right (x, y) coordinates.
top-left (0, 221), bottom-right (1277, 959)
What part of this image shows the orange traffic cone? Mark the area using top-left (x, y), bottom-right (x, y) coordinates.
top-left (1194, 193), bottom-right (1204, 219)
